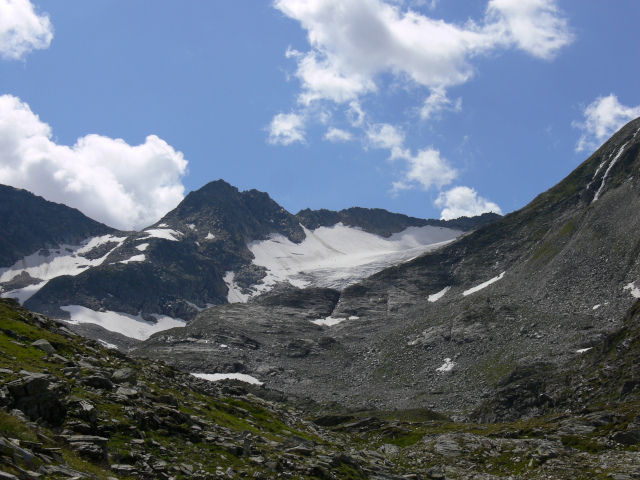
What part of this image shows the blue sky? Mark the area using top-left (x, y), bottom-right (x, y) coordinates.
top-left (1, 0), bottom-right (639, 230)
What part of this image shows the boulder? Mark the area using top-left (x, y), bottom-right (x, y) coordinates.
top-left (31, 339), bottom-right (56, 354)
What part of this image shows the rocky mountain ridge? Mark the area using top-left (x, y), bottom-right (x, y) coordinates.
top-left (136, 117), bottom-right (640, 415)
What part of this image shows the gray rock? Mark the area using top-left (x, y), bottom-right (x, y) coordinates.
top-left (111, 367), bottom-right (137, 385)
top-left (31, 339), bottom-right (55, 354)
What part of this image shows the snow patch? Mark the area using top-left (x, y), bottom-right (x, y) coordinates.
top-left (428, 286), bottom-right (451, 303)
top-left (0, 235), bottom-right (127, 304)
top-left (135, 243), bottom-right (149, 252)
top-left (224, 272), bottom-right (249, 304)
top-left (463, 272), bottom-right (506, 296)
top-left (206, 232), bottom-right (215, 240)
top-left (61, 305), bottom-right (186, 341)
top-left (191, 373), bottom-right (263, 385)
top-left (592, 304), bottom-right (601, 310)
top-left (624, 282), bottom-right (640, 299)
top-left (436, 358), bottom-right (455, 372)
top-left (142, 229), bottom-right (182, 241)
top-left (97, 339), bottom-right (119, 350)
top-left (188, 224), bottom-right (196, 231)
top-left (120, 254), bottom-right (145, 264)
top-left (576, 348), bottom-right (592, 354)
top-left (310, 317), bottom-right (347, 326)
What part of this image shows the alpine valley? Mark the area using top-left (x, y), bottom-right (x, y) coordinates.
top-left (2, 118), bottom-right (640, 479)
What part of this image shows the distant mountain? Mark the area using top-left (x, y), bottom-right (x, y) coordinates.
top-left (296, 207), bottom-right (500, 237)
top-left (0, 179), bottom-right (471, 343)
top-left (136, 117), bottom-right (640, 414)
top-left (0, 184), bottom-right (116, 268)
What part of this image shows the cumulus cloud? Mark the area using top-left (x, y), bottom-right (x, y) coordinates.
top-left (574, 94), bottom-right (640, 153)
top-left (0, 0), bottom-right (53, 60)
top-left (0, 95), bottom-right (188, 231)
top-left (367, 123), bottom-right (457, 192)
top-left (324, 127), bottom-right (353, 142)
top-left (274, 0), bottom-right (572, 109)
top-left (268, 112), bottom-right (307, 145)
top-left (485, 0), bottom-right (574, 60)
top-left (435, 186), bottom-right (502, 219)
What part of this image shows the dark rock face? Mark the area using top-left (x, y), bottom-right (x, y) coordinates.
top-left (296, 206), bottom-right (500, 237)
top-left (0, 184), bottom-right (117, 268)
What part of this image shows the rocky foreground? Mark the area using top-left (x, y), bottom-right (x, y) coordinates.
top-left (1, 298), bottom-right (640, 479)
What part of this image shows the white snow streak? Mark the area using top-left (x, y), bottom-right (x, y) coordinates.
top-left (576, 348), bottom-right (592, 354)
top-left (592, 141), bottom-right (630, 203)
top-left (428, 286), bottom-right (451, 303)
top-left (135, 243), bottom-right (149, 252)
top-left (463, 272), bottom-right (506, 296)
top-left (61, 305), bottom-right (186, 341)
top-left (191, 373), bottom-right (263, 386)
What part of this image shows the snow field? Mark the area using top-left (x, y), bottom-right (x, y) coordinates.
top-left (232, 224), bottom-right (461, 300)
top-left (61, 305), bottom-right (186, 341)
top-left (191, 373), bottom-right (263, 385)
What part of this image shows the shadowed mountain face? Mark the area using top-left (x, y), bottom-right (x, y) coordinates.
top-left (136, 117), bottom-right (640, 414)
top-left (0, 185), bottom-right (116, 269)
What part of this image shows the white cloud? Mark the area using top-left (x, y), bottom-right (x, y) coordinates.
top-left (435, 186), bottom-right (502, 219)
top-left (485, 0), bottom-right (573, 60)
top-left (0, 0), bottom-right (53, 60)
top-left (0, 95), bottom-right (188, 231)
top-left (368, 123), bottom-right (457, 191)
top-left (274, 0), bottom-right (572, 108)
top-left (574, 94), bottom-right (640, 153)
top-left (392, 148), bottom-right (458, 192)
top-left (367, 123), bottom-right (405, 152)
top-left (324, 127), bottom-right (353, 142)
top-left (268, 112), bottom-right (307, 146)
top-left (421, 88), bottom-right (462, 119)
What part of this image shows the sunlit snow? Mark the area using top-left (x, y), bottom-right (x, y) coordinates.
top-left (61, 305), bottom-right (186, 341)
top-left (463, 272), bottom-right (506, 296)
top-left (576, 348), bottom-right (593, 354)
top-left (436, 358), bottom-right (455, 372)
top-left (224, 271), bottom-right (250, 304)
top-left (191, 373), bottom-right (263, 385)
top-left (0, 235), bottom-right (127, 304)
top-left (428, 286), bottom-right (451, 303)
top-left (246, 224), bottom-right (461, 298)
top-left (142, 228), bottom-right (182, 241)
top-left (120, 254), bottom-right (145, 264)
top-left (624, 282), bottom-right (640, 298)
top-left (310, 316), bottom-right (347, 326)
top-left (206, 232), bottom-right (215, 240)
top-left (136, 243), bottom-right (149, 251)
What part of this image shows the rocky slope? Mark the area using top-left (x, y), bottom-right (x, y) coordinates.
top-left (137, 117), bottom-right (640, 415)
top-left (5, 300), bottom-right (640, 479)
